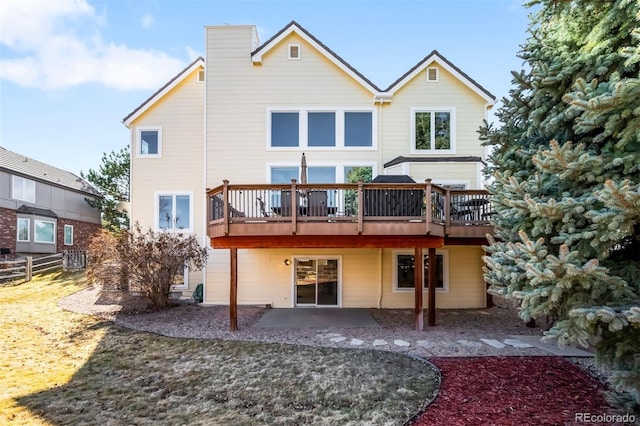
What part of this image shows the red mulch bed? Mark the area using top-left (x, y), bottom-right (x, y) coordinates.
top-left (410, 357), bottom-right (611, 426)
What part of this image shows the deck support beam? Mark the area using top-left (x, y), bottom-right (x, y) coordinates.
top-left (414, 246), bottom-right (423, 331)
top-left (230, 248), bottom-right (238, 331)
top-left (428, 247), bottom-right (437, 326)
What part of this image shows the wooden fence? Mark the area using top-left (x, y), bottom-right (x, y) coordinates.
top-left (0, 251), bottom-right (87, 283)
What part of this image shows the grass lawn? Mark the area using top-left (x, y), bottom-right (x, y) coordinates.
top-left (0, 272), bottom-right (440, 425)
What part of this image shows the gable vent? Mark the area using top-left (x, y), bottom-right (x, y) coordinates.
top-left (197, 70), bottom-right (205, 83)
top-left (288, 44), bottom-right (300, 60)
top-left (426, 67), bottom-right (438, 82)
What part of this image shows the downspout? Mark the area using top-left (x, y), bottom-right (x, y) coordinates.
top-left (201, 57), bottom-right (208, 303)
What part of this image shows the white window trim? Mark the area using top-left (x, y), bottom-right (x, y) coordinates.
top-left (154, 191), bottom-right (194, 233)
top-left (171, 266), bottom-right (189, 290)
top-left (392, 249), bottom-right (449, 293)
top-left (288, 43), bottom-right (301, 60)
top-left (409, 107), bottom-right (456, 155)
top-left (426, 67), bottom-right (439, 82)
top-left (266, 161), bottom-right (377, 184)
top-left (17, 218), bottom-right (30, 242)
top-left (290, 255), bottom-right (342, 307)
top-left (64, 224), bottom-right (74, 246)
top-left (266, 107), bottom-right (377, 151)
top-left (12, 176), bottom-right (36, 203)
top-left (136, 126), bottom-right (162, 158)
top-left (34, 219), bottom-right (56, 244)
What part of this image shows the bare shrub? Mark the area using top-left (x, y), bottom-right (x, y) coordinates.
top-left (86, 229), bottom-right (127, 291)
top-left (119, 223), bottom-right (208, 309)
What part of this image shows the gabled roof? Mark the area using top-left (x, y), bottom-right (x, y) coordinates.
top-left (122, 56), bottom-right (205, 127)
top-left (251, 21), bottom-right (383, 94)
top-left (0, 146), bottom-right (101, 197)
top-left (385, 50), bottom-right (495, 103)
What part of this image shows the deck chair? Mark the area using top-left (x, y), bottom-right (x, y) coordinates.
top-left (192, 283), bottom-right (204, 304)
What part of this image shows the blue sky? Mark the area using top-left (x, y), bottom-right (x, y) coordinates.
top-left (0, 0), bottom-right (531, 177)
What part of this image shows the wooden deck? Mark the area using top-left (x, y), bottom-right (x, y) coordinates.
top-left (207, 180), bottom-right (494, 248)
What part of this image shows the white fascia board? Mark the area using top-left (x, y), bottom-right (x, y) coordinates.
top-left (387, 55), bottom-right (495, 105)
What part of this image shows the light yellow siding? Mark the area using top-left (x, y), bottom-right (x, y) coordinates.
top-left (380, 64), bottom-right (489, 162)
top-left (129, 68), bottom-right (205, 290)
top-left (409, 162), bottom-right (480, 188)
top-left (380, 246), bottom-right (486, 309)
top-left (205, 246), bottom-right (485, 309)
top-left (205, 28), bottom-right (380, 188)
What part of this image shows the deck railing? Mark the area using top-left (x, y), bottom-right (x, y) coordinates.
top-left (207, 180), bottom-right (492, 237)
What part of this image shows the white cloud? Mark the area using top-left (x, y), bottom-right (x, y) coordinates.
top-left (141, 14), bottom-right (154, 29)
top-left (185, 45), bottom-right (200, 61)
top-left (0, 0), bottom-right (184, 91)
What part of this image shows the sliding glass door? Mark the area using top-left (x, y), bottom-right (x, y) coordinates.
top-left (295, 258), bottom-right (339, 306)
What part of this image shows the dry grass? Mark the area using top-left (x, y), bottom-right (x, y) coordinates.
top-left (1, 272), bottom-right (439, 425)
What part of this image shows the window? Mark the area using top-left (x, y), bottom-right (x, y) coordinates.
top-left (17, 218), bottom-right (30, 242)
top-left (344, 112), bottom-right (373, 147)
top-left (138, 127), bottom-right (162, 156)
top-left (268, 108), bottom-right (375, 149)
top-left (271, 113), bottom-right (299, 147)
top-left (172, 266), bottom-right (188, 289)
top-left (34, 220), bottom-right (55, 244)
top-left (393, 250), bottom-right (448, 292)
top-left (156, 193), bottom-right (193, 232)
top-left (426, 67), bottom-right (439, 82)
top-left (12, 176), bottom-right (35, 203)
top-left (64, 225), bottom-right (74, 245)
top-left (411, 108), bottom-right (455, 153)
top-left (288, 44), bottom-right (300, 60)
top-left (308, 112), bottom-right (335, 147)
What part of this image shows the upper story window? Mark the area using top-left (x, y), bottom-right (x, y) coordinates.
top-left (268, 108), bottom-right (375, 150)
top-left (12, 176), bottom-right (35, 203)
top-left (137, 127), bottom-right (162, 157)
top-left (288, 44), bottom-right (301, 60)
top-left (410, 107), bottom-right (455, 154)
top-left (156, 192), bottom-right (193, 232)
top-left (271, 113), bottom-right (299, 147)
top-left (426, 67), bottom-right (439, 82)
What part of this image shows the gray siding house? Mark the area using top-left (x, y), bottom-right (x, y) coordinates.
top-left (0, 147), bottom-right (102, 256)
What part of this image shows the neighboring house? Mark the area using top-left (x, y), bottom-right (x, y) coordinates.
top-left (0, 147), bottom-right (102, 255)
top-left (123, 21), bottom-right (496, 329)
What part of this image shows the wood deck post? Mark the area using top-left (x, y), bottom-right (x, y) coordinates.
top-left (444, 188), bottom-right (451, 235)
top-left (223, 180), bottom-right (230, 236)
top-left (230, 248), bottom-right (238, 331)
top-left (428, 247), bottom-right (437, 326)
top-left (357, 180), bottom-right (364, 234)
top-left (414, 246), bottom-right (424, 331)
top-left (425, 179), bottom-right (432, 235)
top-left (291, 179), bottom-right (297, 235)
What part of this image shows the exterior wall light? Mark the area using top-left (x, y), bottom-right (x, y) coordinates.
top-left (283, 259), bottom-right (291, 266)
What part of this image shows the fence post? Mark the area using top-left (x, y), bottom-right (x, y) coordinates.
top-left (25, 256), bottom-right (33, 282)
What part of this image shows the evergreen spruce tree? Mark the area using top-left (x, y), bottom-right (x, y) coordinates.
top-left (481, 0), bottom-right (640, 413)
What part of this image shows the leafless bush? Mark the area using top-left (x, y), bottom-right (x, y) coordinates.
top-left (87, 223), bottom-right (208, 309)
top-left (86, 229), bottom-right (127, 291)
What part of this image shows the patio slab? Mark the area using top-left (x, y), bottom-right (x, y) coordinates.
top-left (253, 308), bottom-right (381, 328)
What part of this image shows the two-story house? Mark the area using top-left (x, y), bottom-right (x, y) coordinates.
top-left (123, 21), bottom-right (495, 330)
top-left (0, 147), bottom-right (102, 256)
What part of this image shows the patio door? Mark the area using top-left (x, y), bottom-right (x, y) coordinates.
top-left (294, 258), bottom-right (339, 306)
